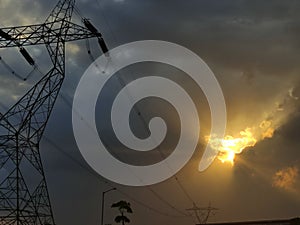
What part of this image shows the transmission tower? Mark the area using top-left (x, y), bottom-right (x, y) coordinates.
top-left (186, 203), bottom-right (219, 224)
top-left (0, 0), bottom-right (108, 224)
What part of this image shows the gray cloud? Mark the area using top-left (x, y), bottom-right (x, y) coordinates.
top-left (1, 0), bottom-right (300, 225)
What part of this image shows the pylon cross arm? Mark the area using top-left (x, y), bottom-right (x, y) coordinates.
top-left (0, 22), bottom-right (98, 48)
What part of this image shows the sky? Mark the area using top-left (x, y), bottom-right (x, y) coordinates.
top-left (0, 0), bottom-right (300, 225)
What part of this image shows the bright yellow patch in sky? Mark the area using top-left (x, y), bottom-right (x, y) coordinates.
top-left (217, 128), bottom-right (257, 164)
top-left (207, 128), bottom-right (257, 165)
top-left (203, 87), bottom-right (298, 166)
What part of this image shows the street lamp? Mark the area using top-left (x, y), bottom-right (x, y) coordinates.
top-left (101, 188), bottom-right (116, 225)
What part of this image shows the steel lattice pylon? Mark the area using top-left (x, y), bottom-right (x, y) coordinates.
top-left (0, 0), bottom-right (107, 224)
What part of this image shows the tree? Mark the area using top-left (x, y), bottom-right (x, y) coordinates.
top-left (111, 200), bottom-right (133, 225)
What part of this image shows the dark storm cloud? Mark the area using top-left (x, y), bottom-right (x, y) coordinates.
top-left (226, 117), bottom-right (300, 220)
top-left (1, 0), bottom-right (300, 225)
top-left (234, 104), bottom-right (300, 194)
top-left (94, 0), bottom-right (300, 77)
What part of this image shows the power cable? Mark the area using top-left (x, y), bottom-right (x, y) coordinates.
top-left (0, 52), bottom-right (191, 218)
top-left (93, 0), bottom-right (197, 210)
top-left (0, 3), bottom-right (194, 218)
top-left (58, 86), bottom-right (191, 217)
top-left (40, 117), bottom-right (191, 218)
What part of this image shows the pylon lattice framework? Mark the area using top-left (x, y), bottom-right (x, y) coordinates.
top-left (0, 0), bottom-right (108, 224)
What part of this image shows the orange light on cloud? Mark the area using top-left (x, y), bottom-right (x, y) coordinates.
top-left (273, 166), bottom-right (299, 190)
top-left (201, 86), bottom-right (298, 168)
top-left (206, 128), bottom-right (257, 165)
top-left (205, 118), bottom-right (278, 165)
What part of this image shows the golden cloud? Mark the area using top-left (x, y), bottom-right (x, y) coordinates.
top-left (204, 86), bottom-right (299, 166)
top-left (272, 166), bottom-right (299, 190)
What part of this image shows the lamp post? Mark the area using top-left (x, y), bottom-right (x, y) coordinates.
top-left (101, 188), bottom-right (116, 225)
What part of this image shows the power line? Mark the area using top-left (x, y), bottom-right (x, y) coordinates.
top-left (0, 0), bottom-right (197, 218)
top-left (42, 123), bottom-right (191, 218)
top-left (93, 0), bottom-right (198, 210)
top-left (0, 0), bottom-right (109, 223)
top-left (0, 55), bottom-right (26, 80)
top-left (0, 56), bottom-right (191, 219)
top-left (55, 32), bottom-right (192, 215)
top-left (60, 64), bottom-right (192, 217)
top-left (57, 87), bottom-right (191, 217)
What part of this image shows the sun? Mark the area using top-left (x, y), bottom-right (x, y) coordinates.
top-left (206, 128), bottom-right (257, 165)
top-left (218, 150), bottom-right (236, 165)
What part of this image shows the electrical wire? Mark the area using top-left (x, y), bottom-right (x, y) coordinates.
top-left (0, 55), bottom-right (39, 81)
top-left (73, 5), bottom-right (83, 18)
top-left (85, 39), bottom-right (98, 66)
top-left (58, 86), bottom-right (191, 217)
top-left (42, 137), bottom-right (190, 218)
top-left (35, 105), bottom-right (190, 218)
top-left (59, 77), bottom-right (190, 217)
top-left (48, 136), bottom-right (188, 218)
top-left (93, 0), bottom-right (198, 210)
top-left (68, 2), bottom-right (193, 215)
top-left (0, 2), bottom-right (195, 219)
top-left (0, 55), bottom-right (25, 80)
top-left (0, 57), bottom-right (191, 218)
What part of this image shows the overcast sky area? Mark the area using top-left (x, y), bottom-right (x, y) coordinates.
top-left (0, 0), bottom-right (300, 225)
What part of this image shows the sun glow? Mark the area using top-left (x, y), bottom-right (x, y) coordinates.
top-left (207, 128), bottom-right (257, 165)
top-left (201, 87), bottom-right (298, 167)
top-left (205, 119), bottom-right (278, 165)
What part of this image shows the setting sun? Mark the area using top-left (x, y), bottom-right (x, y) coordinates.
top-left (206, 128), bottom-right (257, 165)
